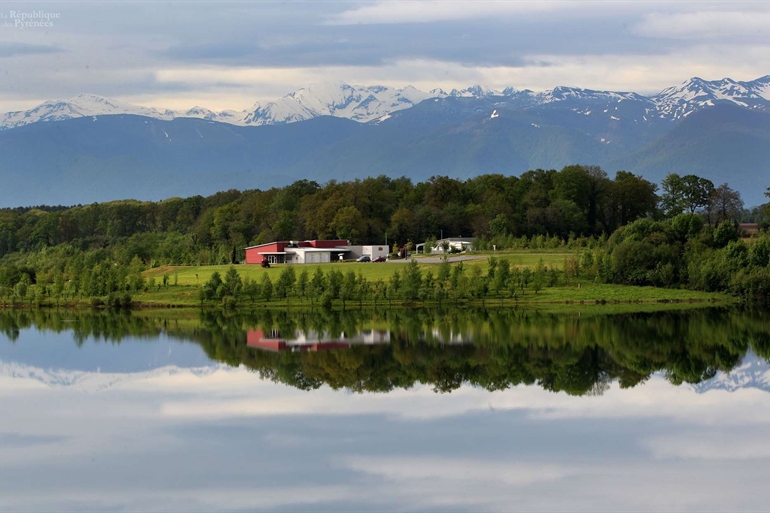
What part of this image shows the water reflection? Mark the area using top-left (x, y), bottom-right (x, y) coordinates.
top-left (247, 329), bottom-right (391, 352)
top-left (3, 307), bottom-right (770, 511)
top-left (2, 307), bottom-right (770, 395)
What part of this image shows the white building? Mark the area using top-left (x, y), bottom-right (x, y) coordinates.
top-left (416, 237), bottom-right (475, 254)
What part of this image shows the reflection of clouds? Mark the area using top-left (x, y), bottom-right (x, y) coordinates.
top-left (0, 485), bottom-right (354, 513)
top-left (643, 431), bottom-right (770, 460)
top-left (3, 365), bottom-right (770, 511)
top-left (343, 456), bottom-right (575, 485)
top-left (336, 455), bottom-right (770, 512)
top-left (150, 368), bottom-right (770, 427)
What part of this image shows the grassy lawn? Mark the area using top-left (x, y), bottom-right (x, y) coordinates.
top-left (144, 250), bottom-right (575, 286)
top-left (134, 249), bottom-right (731, 308)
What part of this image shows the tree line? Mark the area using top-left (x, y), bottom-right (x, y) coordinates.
top-left (0, 167), bottom-right (768, 306)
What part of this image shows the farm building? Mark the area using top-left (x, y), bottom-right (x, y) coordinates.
top-left (415, 237), bottom-right (475, 254)
top-left (244, 239), bottom-right (388, 265)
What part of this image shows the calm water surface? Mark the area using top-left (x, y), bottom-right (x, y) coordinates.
top-left (2, 307), bottom-right (770, 512)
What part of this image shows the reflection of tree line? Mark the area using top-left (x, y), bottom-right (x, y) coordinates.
top-left (2, 308), bottom-right (770, 395)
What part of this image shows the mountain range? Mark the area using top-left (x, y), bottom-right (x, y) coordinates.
top-left (0, 76), bottom-right (768, 207)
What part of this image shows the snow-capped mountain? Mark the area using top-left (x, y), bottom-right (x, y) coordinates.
top-left (653, 76), bottom-right (770, 120)
top-left (691, 353), bottom-right (770, 394)
top-left (0, 93), bottom-right (169, 130)
top-left (449, 85), bottom-right (503, 98)
top-left (2, 76), bottom-right (768, 131)
top-left (0, 83), bottom-right (446, 130)
top-left (243, 83), bottom-right (444, 125)
top-left (0, 93), bottom-right (248, 130)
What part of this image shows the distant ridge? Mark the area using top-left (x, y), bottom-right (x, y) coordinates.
top-left (2, 75), bottom-right (769, 130)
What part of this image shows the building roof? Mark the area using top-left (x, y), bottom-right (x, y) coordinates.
top-left (436, 237), bottom-right (475, 243)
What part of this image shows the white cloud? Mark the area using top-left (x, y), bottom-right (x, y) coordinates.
top-left (635, 10), bottom-right (770, 39)
top-left (327, 0), bottom-right (564, 25)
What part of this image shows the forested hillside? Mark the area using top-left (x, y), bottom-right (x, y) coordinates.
top-left (1, 165), bottom-right (769, 306)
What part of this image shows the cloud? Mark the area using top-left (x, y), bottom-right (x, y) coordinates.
top-left (327, 0), bottom-right (564, 25)
top-left (635, 10), bottom-right (770, 39)
top-left (0, 42), bottom-right (62, 58)
top-left (1, 2), bottom-right (770, 116)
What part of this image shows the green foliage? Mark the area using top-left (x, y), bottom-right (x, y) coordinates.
top-left (713, 221), bottom-right (739, 248)
top-left (275, 266), bottom-right (296, 299)
top-left (260, 273), bottom-right (273, 302)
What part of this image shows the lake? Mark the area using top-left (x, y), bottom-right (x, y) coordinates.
top-left (2, 306), bottom-right (770, 512)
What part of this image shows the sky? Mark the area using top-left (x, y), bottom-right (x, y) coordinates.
top-left (0, 1), bottom-right (769, 112)
top-left (3, 328), bottom-right (770, 511)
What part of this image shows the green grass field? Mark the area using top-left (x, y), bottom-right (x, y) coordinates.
top-left (144, 251), bottom-right (572, 286)
top-left (135, 249), bottom-right (731, 308)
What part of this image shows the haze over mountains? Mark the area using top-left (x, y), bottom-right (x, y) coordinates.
top-left (1, 75), bottom-right (768, 207)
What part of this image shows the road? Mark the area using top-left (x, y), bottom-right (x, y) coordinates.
top-left (386, 255), bottom-right (485, 264)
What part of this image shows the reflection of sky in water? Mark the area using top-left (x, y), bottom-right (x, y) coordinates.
top-left (2, 328), bottom-right (770, 512)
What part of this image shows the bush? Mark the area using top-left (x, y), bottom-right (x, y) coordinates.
top-left (221, 295), bottom-right (237, 309)
top-left (90, 297), bottom-right (104, 308)
top-left (713, 221), bottom-right (739, 248)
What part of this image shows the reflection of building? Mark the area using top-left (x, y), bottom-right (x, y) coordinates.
top-left (244, 240), bottom-right (388, 265)
top-left (429, 328), bottom-right (473, 345)
top-left (247, 329), bottom-right (390, 352)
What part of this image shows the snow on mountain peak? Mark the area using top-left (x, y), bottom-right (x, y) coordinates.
top-left (652, 75), bottom-right (770, 119)
top-left (243, 82), bottom-right (445, 125)
top-left (449, 85), bottom-right (501, 98)
top-left (1, 75), bottom-right (769, 130)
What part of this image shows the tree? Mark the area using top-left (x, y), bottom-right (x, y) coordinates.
top-left (389, 208), bottom-right (416, 246)
top-left (297, 269), bottom-right (309, 300)
top-left (53, 272), bottom-right (65, 304)
top-left (401, 260), bottom-right (422, 302)
top-left (260, 273), bottom-right (273, 302)
top-left (712, 183), bottom-right (744, 225)
top-left (340, 271), bottom-right (357, 308)
top-left (713, 221), bottom-right (739, 248)
top-left (494, 259), bottom-right (511, 296)
top-left (223, 266), bottom-right (242, 297)
top-left (330, 206), bottom-right (365, 242)
top-left (489, 213), bottom-right (509, 238)
top-left (275, 266), bottom-right (296, 299)
top-left (243, 277), bottom-right (259, 303)
top-left (386, 271), bottom-right (401, 305)
top-left (553, 165), bottom-right (609, 233)
top-left (605, 171), bottom-right (658, 231)
top-left (661, 174), bottom-right (715, 217)
top-left (310, 267), bottom-right (325, 304)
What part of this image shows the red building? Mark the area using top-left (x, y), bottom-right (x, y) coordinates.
top-left (244, 240), bottom-right (350, 265)
top-left (243, 239), bottom-right (388, 265)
